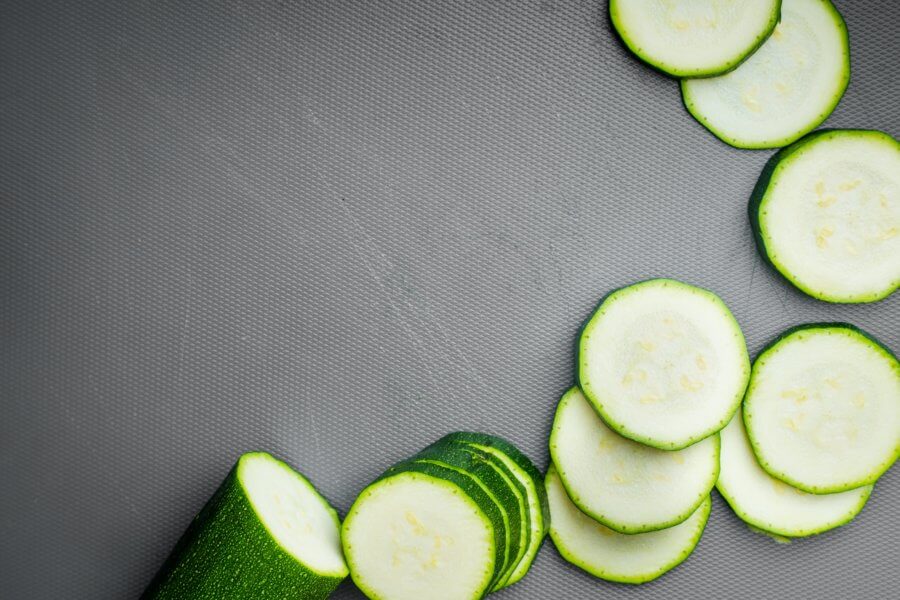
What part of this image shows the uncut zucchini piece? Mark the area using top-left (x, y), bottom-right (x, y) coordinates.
top-left (749, 129), bottom-right (900, 303)
top-left (444, 432), bottom-right (549, 586)
top-left (682, 0), bottom-right (849, 149)
top-left (547, 466), bottom-right (710, 585)
top-left (610, 0), bottom-right (781, 78)
top-left (550, 387), bottom-right (718, 533)
top-left (578, 278), bottom-right (750, 450)
top-left (343, 468), bottom-right (497, 600)
top-left (142, 452), bottom-right (347, 600)
top-left (744, 324), bottom-right (900, 494)
top-left (718, 409), bottom-right (872, 538)
top-left (409, 442), bottom-right (525, 590)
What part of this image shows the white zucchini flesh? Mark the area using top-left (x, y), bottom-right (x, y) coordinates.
top-left (578, 279), bottom-right (750, 450)
top-left (547, 466), bottom-right (710, 584)
top-left (343, 471), bottom-right (496, 600)
top-left (550, 387), bottom-right (719, 533)
top-left (752, 130), bottom-right (900, 303)
top-left (681, 0), bottom-right (849, 149)
top-left (718, 410), bottom-right (872, 537)
top-left (240, 453), bottom-right (348, 576)
top-left (610, 0), bottom-right (781, 78)
top-left (744, 325), bottom-right (900, 494)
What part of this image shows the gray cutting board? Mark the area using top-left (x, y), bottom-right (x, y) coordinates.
top-left (1, 0), bottom-right (897, 598)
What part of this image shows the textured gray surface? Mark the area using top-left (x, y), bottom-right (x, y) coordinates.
top-left (1, 0), bottom-right (898, 598)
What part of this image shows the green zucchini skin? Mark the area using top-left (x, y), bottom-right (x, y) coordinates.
top-left (749, 129), bottom-right (900, 303)
top-left (142, 454), bottom-right (345, 600)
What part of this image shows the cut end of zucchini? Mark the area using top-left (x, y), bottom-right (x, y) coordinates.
top-left (238, 452), bottom-right (348, 577)
top-left (546, 466), bottom-right (710, 584)
top-left (610, 0), bottom-right (781, 78)
top-left (718, 410), bottom-right (872, 538)
top-left (682, 0), bottom-right (849, 149)
top-left (550, 387), bottom-right (719, 533)
top-left (744, 324), bottom-right (900, 494)
top-left (752, 130), bottom-right (900, 303)
top-left (578, 278), bottom-right (750, 450)
top-left (343, 471), bottom-right (496, 600)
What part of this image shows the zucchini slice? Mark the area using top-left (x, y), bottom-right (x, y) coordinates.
top-left (578, 279), bottom-right (750, 450)
top-left (610, 0), bottom-right (781, 78)
top-left (443, 432), bottom-right (549, 587)
top-left (750, 129), bottom-right (900, 303)
top-left (681, 0), bottom-right (849, 149)
top-left (550, 387), bottom-right (719, 533)
top-left (718, 409), bottom-right (872, 537)
top-left (343, 468), bottom-right (498, 600)
top-left (143, 452), bottom-right (348, 600)
top-left (744, 324), bottom-right (900, 494)
top-left (546, 466), bottom-right (710, 585)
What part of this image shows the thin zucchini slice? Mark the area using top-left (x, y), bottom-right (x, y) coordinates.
top-left (750, 129), bottom-right (900, 303)
top-left (410, 442), bottom-right (525, 590)
top-left (610, 0), bottom-right (781, 78)
top-left (682, 0), bottom-right (849, 149)
top-left (143, 452), bottom-right (348, 600)
top-left (547, 466), bottom-right (710, 585)
top-left (718, 409), bottom-right (872, 537)
top-left (578, 279), bottom-right (750, 450)
top-left (550, 387), bottom-right (719, 533)
top-left (744, 324), bottom-right (900, 494)
top-left (443, 432), bottom-right (549, 586)
top-left (343, 468), bottom-right (498, 600)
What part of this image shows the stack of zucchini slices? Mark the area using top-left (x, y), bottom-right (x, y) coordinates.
top-left (547, 279), bottom-right (747, 583)
top-left (342, 432), bottom-right (548, 600)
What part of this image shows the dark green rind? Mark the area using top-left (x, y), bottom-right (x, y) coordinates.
top-left (609, 0), bottom-right (782, 79)
top-left (409, 442), bottom-right (525, 590)
top-left (342, 470), bottom-right (496, 600)
top-left (380, 458), bottom-right (511, 592)
top-left (681, 0), bottom-right (849, 149)
top-left (549, 387), bottom-right (721, 534)
top-left (743, 323), bottom-right (900, 494)
top-left (577, 278), bottom-right (750, 450)
top-left (749, 129), bottom-right (900, 303)
top-left (715, 478), bottom-right (873, 539)
top-left (142, 452), bottom-right (346, 600)
top-left (442, 433), bottom-right (548, 586)
top-left (546, 466), bottom-right (712, 585)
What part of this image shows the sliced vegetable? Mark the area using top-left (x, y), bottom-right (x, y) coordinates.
top-left (744, 324), bottom-right (900, 494)
top-left (343, 467), bottom-right (498, 600)
top-left (750, 129), bottom-right (900, 303)
top-left (546, 465), bottom-right (710, 584)
top-left (443, 432), bottom-right (549, 587)
top-left (610, 0), bottom-right (781, 78)
top-left (719, 409), bottom-right (872, 537)
top-left (682, 0), bottom-right (849, 149)
top-left (550, 387), bottom-right (718, 533)
top-left (578, 278), bottom-right (750, 450)
top-left (142, 452), bottom-right (347, 600)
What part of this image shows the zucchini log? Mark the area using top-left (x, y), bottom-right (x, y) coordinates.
top-left (142, 452), bottom-right (348, 600)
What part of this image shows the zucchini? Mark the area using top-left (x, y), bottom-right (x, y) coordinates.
top-left (443, 432), bottom-right (549, 587)
top-left (718, 409), bottom-right (872, 538)
top-left (743, 324), bottom-right (900, 494)
top-left (546, 465), bottom-right (710, 585)
top-left (749, 129), bottom-right (900, 303)
top-left (550, 387), bottom-right (719, 533)
top-left (343, 466), bottom-right (499, 600)
top-left (142, 452), bottom-right (347, 600)
top-left (682, 0), bottom-right (849, 149)
top-left (610, 0), bottom-right (781, 78)
top-left (578, 278), bottom-right (750, 450)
